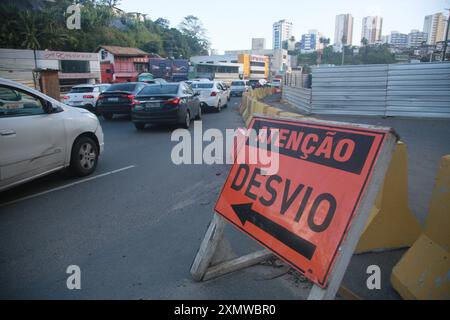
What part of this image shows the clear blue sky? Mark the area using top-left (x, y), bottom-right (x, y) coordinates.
top-left (121, 0), bottom-right (450, 52)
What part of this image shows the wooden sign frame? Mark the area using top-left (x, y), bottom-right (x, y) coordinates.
top-left (191, 115), bottom-right (397, 300)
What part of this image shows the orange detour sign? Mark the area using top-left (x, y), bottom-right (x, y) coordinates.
top-left (215, 116), bottom-right (395, 288)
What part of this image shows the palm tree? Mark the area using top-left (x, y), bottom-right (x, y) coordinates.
top-left (361, 37), bottom-right (368, 46)
top-left (19, 11), bottom-right (41, 49)
top-left (317, 37), bottom-right (330, 65)
top-left (360, 37), bottom-right (369, 62)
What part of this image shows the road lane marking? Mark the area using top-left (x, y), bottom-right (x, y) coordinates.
top-left (0, 165), bottom-right (136, 207)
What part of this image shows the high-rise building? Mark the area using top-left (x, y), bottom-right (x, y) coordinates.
top-left (273, 20), bottom-right (293, 50)
top-left (252, 38), bottom-right (266, 50)
top-left (361, 16), bottom-right (383, 44)
top-left (300, 30), bottom-right (323, 52)
top-left (408, 29), bottom-right (428, 48)
top-left (423, 12), bottom-right (446, 45)
top-left (389, 31), bottom-right (408, 48)
top-left (334, 14), bottom-right (354, 52)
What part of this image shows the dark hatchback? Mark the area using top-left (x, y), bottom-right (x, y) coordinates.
top-left (132, 82), bottom-right (201, 130)
top-left (96, 82), bottom-right (147, 120)
top-left (248, 79), bottom-right (262, 89)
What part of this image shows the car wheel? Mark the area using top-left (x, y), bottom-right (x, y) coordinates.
top-left (103, 113), bottom-right (113, 120)
top-left (84, 104), bottom-right (94, 113)
top-left (216, 100), bottom-right (222, 113)
top-left (181, 111), bottom-right (191, 128)
top-left (69, 136), bottom-right (98, 177)
top-left (195, 106), bottom-right (202, 120)
top-left (134, 123), bottom-right (145, 130)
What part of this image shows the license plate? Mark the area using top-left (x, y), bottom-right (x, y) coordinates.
top-left (108, 97), bottom-right (119, 102)
top-left (145, 102), bottom-right (160, 109)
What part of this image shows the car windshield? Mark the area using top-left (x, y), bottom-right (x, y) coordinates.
top-left (191, 83), bottom-right (214, 89)
top-left (69, 87), bottom-right (94, 93)
top-left (106, 83), bottom-right (138, 92)
top-left (231, 81), bottom-right (244, 86)
top-left (138, 85), bottom-right (179, 95)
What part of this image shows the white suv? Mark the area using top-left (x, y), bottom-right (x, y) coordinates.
top-left (0, 78), bottom-right (104, 192)
top-left (191, 81), bottom-right (228, 112)
top-left (63, 84), bottom-right (111, 113)
top-left (230, 80), bottom-right (249, 96)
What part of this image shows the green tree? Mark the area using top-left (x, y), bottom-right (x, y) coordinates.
top-left (179, 15), bottom-right (210, 53)
top-left (317, 37), bottom-right (330, 64)
top-left (155, 18), bottom-right (170, 29)
top-left (341, 35), bottom-right (348, 65)
top-left (0, 1), bottom-right (210, 59)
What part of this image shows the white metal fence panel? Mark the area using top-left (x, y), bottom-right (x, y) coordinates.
top-left (310, 64), bottom-right (389, 116)
top-left (385, 62), bottom-right (450, 118)
top-left (282, 86), bottom-right (312, 114)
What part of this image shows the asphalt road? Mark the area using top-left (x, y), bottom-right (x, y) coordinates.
top-left (0, 97), bottom-right (313, 299)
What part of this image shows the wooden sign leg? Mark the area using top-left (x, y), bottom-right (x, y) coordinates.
top-left (191, 213), bottom-right (274, 282)
top-left (191, 213), bottom-right (227, 281)
top-left (203, 249), bottom-right (273, 281)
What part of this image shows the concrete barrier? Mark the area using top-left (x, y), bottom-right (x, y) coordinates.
top-left (356, 142), bottom-right (422, 253)
top-left (277, 111), bottom-right (304, 119)
top-left (239, 87), bottom-right (293, 127)
top-left (391, 155), bottom-right (450, 300)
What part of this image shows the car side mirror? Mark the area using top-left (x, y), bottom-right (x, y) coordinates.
top-left (43, 100), bottom-right (56, 114)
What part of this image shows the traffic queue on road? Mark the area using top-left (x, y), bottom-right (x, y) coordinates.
top-left (0, 75), bottom-right (278, 193)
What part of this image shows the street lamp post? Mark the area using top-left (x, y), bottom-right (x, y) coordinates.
top-left (442, 9), bottom-right (450, 62)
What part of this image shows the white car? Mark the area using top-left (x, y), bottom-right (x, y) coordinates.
top-left (230, 80), bottom-right (249, 97)
top-left (219, 82), bottom-right (231, 102)
top-left (192, 78), bottom-right (211, 82)
top-left (268, 79), bottom-right (282, 88)
top-left (0, 78), bottom-right (104, 192)
top-left (191, 81), bottom-right (228, 112)
top-left (63, 84), bottom-right (111, 113)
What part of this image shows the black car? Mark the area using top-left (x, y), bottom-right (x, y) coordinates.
top-left (248, 79), bottom-right (262, 89)
top-left (96, 82), bottom-right (147, 120)
top-left (131, 82), bottom-right (201, 130)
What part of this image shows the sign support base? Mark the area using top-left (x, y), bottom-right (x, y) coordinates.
top-left (190, 213), bottom-right (361, 300)
top-left (191, 213), bottom-right (274, 282)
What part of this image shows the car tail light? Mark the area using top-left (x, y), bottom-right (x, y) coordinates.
top-left (98, 95), bottom-right (106, 100)
top-left (210, 91), bottom-right (217, 96)
top-left (122, 94), bottom-right (136, 105)
top-left (165, 98), bottom-right (181, 105)
top-left (63, 96), bottom-right (69, 100)
top-left (83, 95), bottom-right (95, 99)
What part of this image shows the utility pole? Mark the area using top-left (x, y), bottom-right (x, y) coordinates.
top-left (442, 9), bottom-right (450, 61)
